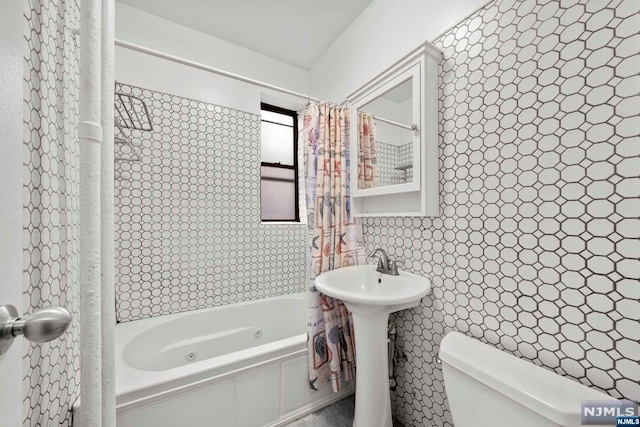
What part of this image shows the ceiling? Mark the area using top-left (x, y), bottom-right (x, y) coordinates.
top-left (117, 0), bottom-right (374, 69)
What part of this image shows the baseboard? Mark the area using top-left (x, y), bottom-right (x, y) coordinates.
top-left (266, 385), bottom-right (355, 427)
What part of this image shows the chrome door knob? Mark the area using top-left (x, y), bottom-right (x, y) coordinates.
top-left (0, 304), bottom-right (71, 355)
top-left (12, 306), bottom-right (71, 343)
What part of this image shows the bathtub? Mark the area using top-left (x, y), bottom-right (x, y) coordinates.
top-left (74, 293), bottom-right (353, 427)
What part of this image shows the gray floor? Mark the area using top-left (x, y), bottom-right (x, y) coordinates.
top-left (286, 395), bottom-right (403, 427)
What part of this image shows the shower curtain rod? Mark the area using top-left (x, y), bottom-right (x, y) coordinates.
top-left (114, 39), bottom-right (416, 131)
top-left (115, 39), bottom-right (321, 102)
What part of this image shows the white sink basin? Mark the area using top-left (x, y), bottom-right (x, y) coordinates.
top-left (315, 265), bottom-right (431, 313)
top-left (315, 264), bottom-right (431, 427)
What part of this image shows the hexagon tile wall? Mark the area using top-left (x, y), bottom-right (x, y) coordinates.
top-left (114, 83), bottom-right (307, 322)
top-left (360, 0), bottom-right (639, 426)
top-left (23, 0), bottom-right (81, 426)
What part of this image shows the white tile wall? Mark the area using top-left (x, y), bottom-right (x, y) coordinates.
top-left (23, 0), bottom-right (80, 425)
top-left (114, 83), bottom-right (307, 322)
top-left (362, 1), bottom-right (640, 425)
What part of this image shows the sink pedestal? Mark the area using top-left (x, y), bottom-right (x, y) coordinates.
top-left (314, 266), bottom-right (431, 427)
top-left (347, 303), bottom-right (394, 427)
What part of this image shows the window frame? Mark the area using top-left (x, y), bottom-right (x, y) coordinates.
top-left (260, 103), bottom-right (300, 223)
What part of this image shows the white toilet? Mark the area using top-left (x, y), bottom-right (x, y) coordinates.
top-left (440, 332), bottom-right (619, 427)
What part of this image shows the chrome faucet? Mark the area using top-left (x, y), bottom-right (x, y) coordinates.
top-left (368, 248), bottom-right (401, 276)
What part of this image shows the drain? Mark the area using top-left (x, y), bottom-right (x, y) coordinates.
top-left (254, 329), bottom-right (263, 338)
top-left (185, 351), bottom-right (197, 362)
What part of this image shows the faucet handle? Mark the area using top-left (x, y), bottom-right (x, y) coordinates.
top-left (390, 259), bottom-right (404, 275)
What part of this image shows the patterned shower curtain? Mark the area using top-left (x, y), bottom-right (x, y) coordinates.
top-left (357, 112), bottom-right (377, 189)
top-left (301, 103), bottom-right (365, 392)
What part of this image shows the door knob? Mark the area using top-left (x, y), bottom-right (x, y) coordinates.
top-left (0, 304), bottom-right (71, 356)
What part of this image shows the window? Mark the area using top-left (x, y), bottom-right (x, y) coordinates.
top-left (260, 103), bottom-right (299, 222)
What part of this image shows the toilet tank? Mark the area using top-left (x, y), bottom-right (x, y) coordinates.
top-left (439, 332), bottom-right (618, 427)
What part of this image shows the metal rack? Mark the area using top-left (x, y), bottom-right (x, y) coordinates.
top-left (395, 162), bottom-right (413, 183)
top-left (114, 92), bottom-right (152, 162)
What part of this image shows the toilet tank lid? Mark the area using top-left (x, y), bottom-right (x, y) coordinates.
top-left (439, 332), bottom-right (618, 426)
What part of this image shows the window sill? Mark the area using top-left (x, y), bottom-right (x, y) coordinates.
top-left (261, 221), bottom-right (306, 225)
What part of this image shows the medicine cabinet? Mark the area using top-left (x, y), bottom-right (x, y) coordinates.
top-left (348, 41), bottom-right (442, 217)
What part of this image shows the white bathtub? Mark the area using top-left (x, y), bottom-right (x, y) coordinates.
top-left (75, 293), bottom-right (353, 427)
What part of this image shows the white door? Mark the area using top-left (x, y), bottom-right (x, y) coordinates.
top-left (0, 0), bottom-right (27, 425)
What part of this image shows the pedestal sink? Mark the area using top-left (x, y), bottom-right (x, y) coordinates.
top-left (315, 265), bottom-right (431, 427)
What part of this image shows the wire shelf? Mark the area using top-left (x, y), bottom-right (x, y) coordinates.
top-left (394, 162), bottom-right (413, 171)
top-left (115, 92), bottom-right (153, 131)
top-left (114, 92), bottom-right (152, 162)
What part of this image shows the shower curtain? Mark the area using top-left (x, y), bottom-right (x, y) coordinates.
top-left (301, 103), bottom-right (365, 392)
top-left (357, 112), bottom-right (377, 189)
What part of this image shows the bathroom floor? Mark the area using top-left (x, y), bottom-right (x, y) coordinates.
top-left (286, 395), bottom-right (403, 427)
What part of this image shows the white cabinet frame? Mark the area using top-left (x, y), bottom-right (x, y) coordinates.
top-left (347, 41), bottom-right (443, 217)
